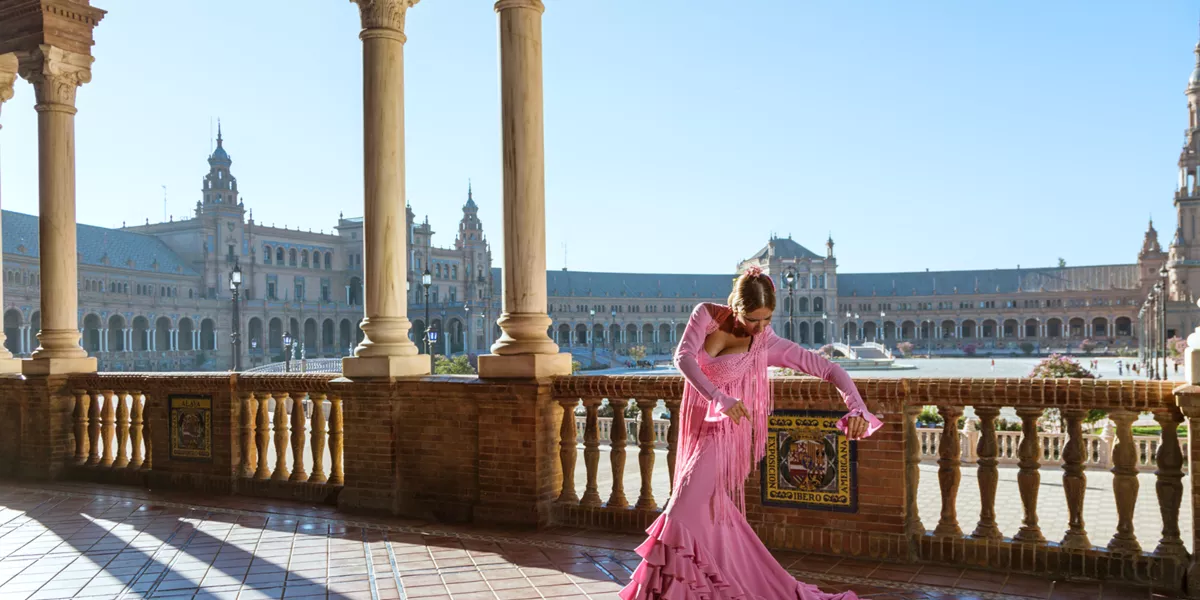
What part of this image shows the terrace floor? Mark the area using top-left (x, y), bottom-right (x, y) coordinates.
top-left (0, 483), bottom-right (1179, 600)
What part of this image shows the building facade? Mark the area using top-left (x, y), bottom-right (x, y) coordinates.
top-left (6, 41), bottom-right (1200, 369)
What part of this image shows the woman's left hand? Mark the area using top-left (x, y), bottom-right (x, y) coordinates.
top-left (845, 416), bottom-right (869, 440)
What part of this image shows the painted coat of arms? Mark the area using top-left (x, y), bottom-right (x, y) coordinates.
top-left (761, 410), bottom-right (857, 512)
top-left (169, 395), bottom-right (213, 462)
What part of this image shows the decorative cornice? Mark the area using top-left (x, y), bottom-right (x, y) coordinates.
top-left (352, 0), bottom-right (418, 32)
top-left (16, 43), bottom-right (92, 108)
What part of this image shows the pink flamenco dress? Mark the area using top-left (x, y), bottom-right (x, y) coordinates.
top-left (619, 303), bottom-right (884, 600)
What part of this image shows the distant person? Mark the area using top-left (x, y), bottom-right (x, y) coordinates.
top-left (1117, 360), bottom-right (1123, 376)
top-left (990, 358), bottom-right (995, 372)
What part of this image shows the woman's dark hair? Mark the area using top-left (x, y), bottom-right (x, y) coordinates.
top-left (728, 268), bottom-right (776, 315)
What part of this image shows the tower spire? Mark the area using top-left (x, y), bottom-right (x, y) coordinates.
top-left (217, 118), bottom-right (223, 147)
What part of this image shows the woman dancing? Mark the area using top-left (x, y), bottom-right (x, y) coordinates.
top-left (619, 266), bottom-right (884, 600)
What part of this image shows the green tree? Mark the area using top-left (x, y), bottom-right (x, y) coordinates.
top-left (1057, 257), bottom-right (1067, 268)
top-left (1019, 341), bottom-right (1036, 356)
top-left (627, 345), bottom-right (647, 362)
top-left (571, 359), bottom-right (582, 374)
top-left (434, 354), bottom-right (476, 375)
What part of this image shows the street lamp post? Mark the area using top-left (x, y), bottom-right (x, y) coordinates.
top-left (783, 269), bottom-right (796, 342)
top-left (1160, 265), bottom-right (1170, 379)
top-left (428, 324), bottom-right (439, 371)
top-left (879, 311), bottom-right (886, 343)
top-left (589, 308), bottom-right (596, 367)
top-left (282, 331), bottom-right (293, 373)
top-left (821, 312), bottom-right (828, 345)
top-left (611, 308), bottom-right (617, 362)
top-left (229, 262), bottom-right (242, 371)
top-left (422, 268), bottom-right (432, 373)
top-left (464, 305), bottom-right (471, 354)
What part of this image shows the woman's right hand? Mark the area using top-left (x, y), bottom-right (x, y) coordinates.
top-left (726, 400), bottom-right (750, 425)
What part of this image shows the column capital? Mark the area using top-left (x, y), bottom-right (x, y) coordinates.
top-left (495, 0), bottom-right (544, 13)
top-left (352, 0), bottom-right (419, 33)
top-left (16, 44), bottom-right (92, 108)
top-left (0, 53), bottom-right (17, 107)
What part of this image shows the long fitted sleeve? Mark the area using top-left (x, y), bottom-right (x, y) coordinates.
top-left (767, 334), bottom-right (884, 437)
top-left (674, 304), bottom-right (738, 414)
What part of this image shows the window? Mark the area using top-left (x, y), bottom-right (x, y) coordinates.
top-left (452, 265), bottom-right (458, 279)
top-left (324, 253), bottom-right (332, 270)
top-left (321, 280), bottom-right (331, 302)
top-left (301, 250), bottom-right (309, 268)
top-left (450, 288), bottom-right (457, 303)
top-left (295, 279), bottom-right (305, 302)
top-left (289, 249), bottom-right (297, 267)
top-left (264, 246), bottom-right (272, 264)
top-left (276, 248), bottom-right (284, 263)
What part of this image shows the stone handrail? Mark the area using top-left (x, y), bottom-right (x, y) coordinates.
top-left (551, 375), bottom-right (1187, 591)
top-left (63, 372), bottom-right (345, 502)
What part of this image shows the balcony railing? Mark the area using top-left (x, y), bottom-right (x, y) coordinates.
top-left (0, 372), bottom-right (1194, 595)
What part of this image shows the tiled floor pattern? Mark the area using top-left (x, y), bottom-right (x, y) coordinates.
top-left (0, 483), bottom-right (1180, 599)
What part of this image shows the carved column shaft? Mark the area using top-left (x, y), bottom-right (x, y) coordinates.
top-left (240, 393), bottom-right (257, 478)
top-left (254, 392), bottom-right (272, 480)
top-left (308, 393), bottom-right (328, 483)
top-left (289, 393), bottom-right (308, 482)
top-left (1153, 408), bottom-right (1186, 559)
top-left (112, 392), bottom-right (130, 468)
top-left (1060, 408), bottom-right (1091, 549)
top-left (580, 398), bottom-right (602, 507)
top-left (1013, 407), bottom-right (1045, 543)
top-left (18, 46), bottom-right (95, 367)
top-left (635, 398), bottom-right (657, 511)
top-left (903, 404), bottom-right (925, 536)
top-left (328, 394), bottom-right (345, 485)
top-left (934, 405), bottom-right (963, 536)
top-left (129, 392), bottom-right (144, 469)
top-left (556, 398), bottom-right (579, 504)
top-left (0, 54), bottom-right (16, 363)
top-left (485, 0), bottom-right (564, 368)
top-left (343, 0), bottom-right (426, 377)
top-left (1107, 410), bottom-right (1141, 553)
top-left (272, 392), bottom-right (290, 481)
top-left (608, 397), bottom-right (629, 508)
top-left (971, 407), bottom-right (1002, 539)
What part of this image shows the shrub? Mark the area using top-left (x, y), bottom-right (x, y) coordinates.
top-left (1019, 342), bottom-right (1036, 356)
top-left (627, 345), bottom-right (647, 362)
top-left (963, 344), bottom-right (977, 356)
top-left (897, 341), bottom-right (914, 357)
top-left (598, 400), bottom-right (641, 419)
top-left (916, 405), bottom-right (943, 427)
top-left (1029, 354), bottom-right (1104, 430)
top-left (571, 359), bottom-right (582, 374)
top-left (434, 354), bottom-right (476, 375)
top-left (1079, 338), bottom-right (1097, 355)
top-left (1170, 336), bottom-right (1188, 365)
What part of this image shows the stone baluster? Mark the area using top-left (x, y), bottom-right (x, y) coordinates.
top-left (328, 394), bottom-right (344, 485)
top-left (1060, 408), bottom-right (1090, 549)
top-left (608, 397), bottom-right (629, 508)
top-left (112, 392), bottom-right (130, 468)
top-left (1107, 410), bottom-right (1141, 553)
top-left (98, 390), bottom-right (116, 468)
top-left (665, 397), bottom-right (681, 494)
top-left (73, 390), bottom-right (90, 465)
top-left (1153, 407), bottom-right (1186, 559)
top-left (129, 392), bottom-right (144, 470)
top-left (85, 390), bottom-right (101, 466)
top-left (239, 392), bottom-right (257, 478)
top-left (580, 398), bottom-right (602, 507)
top-left (1013, 407), bottom-right (1045, 543)
top-left (1174, 374), bottom-right (1200, 595)
top-left (971, 407), bottom-right (1002, 539)
top-left (903, 404), bottom-right (925, 536)
top-left (272, 392), bottom-right (291, 481)
top-left (556, 398), bottom-right (579, 504)
top-left (934, 405), bottom-right (963, 536)
top-left (635, 397), bottom-right (657, 511)
top-left (308, 393), bottom-right (328, 483)
top-left (289, 393), bottom-right (308, 482)
top-left (255, 392), bottom-right (272, 480)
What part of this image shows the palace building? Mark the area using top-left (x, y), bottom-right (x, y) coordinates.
top-left (4, 40), bottom-right (1198, 370)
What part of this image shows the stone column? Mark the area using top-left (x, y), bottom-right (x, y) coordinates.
top-left (18, 46), bottom-right (96, 375)
top-left (478, 0), bottom-right (571, 379)
top-left (0, 53), bottom-right (21, 372)
top-left (342, 0), bottom-right (428, 378)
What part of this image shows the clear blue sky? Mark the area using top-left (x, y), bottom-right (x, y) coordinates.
top-left (0, 1), bottom-right (1196, 275)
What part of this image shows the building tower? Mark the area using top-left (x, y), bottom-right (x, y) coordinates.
top-left (1168, 37), bottom-right (1200, 304)
top-left (456, 183), bottom-right (493, 349)
top-left (197, 122), bottom-right (247, 298)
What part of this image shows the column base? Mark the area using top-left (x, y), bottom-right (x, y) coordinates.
top-left (0, 357), bottom-right (22, 374)
top-left (22, 356), bottom-right (97, 376)
top-left (342, 354), bottom-right (430, 379)
top-left (478, 352), bottom-right (572, 379)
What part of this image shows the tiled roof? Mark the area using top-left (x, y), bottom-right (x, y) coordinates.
top-left (3, 210), bottom-right (198, 276)
top-left (837, 264), bottom-right (1141, 297)
top-left (749, 237), bottom-right (822, 261)
top-left (537, 269), bottom-right (734, 299)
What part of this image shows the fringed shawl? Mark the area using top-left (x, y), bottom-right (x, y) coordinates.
top-left (673, 316), bottom-right (772, 521)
